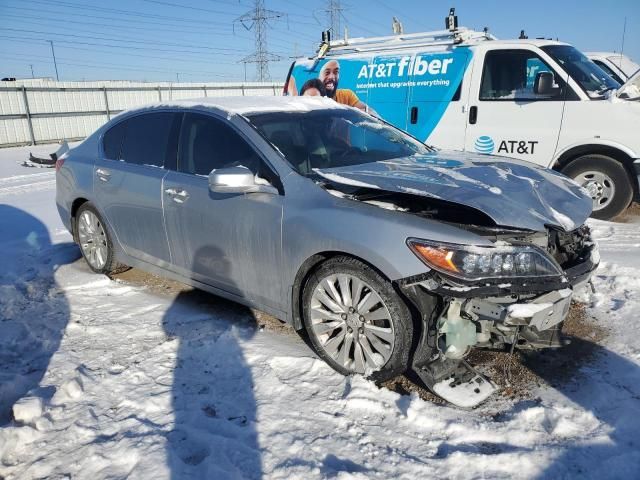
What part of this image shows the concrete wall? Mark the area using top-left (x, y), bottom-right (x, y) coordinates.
top-left (0, 80), bottom-right (281, 147)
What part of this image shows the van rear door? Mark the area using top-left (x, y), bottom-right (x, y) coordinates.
top-left (463, 47), bottom-right (568, 167)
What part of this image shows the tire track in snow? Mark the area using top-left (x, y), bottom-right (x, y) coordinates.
top-left (0, 179), bottom-right (56, 197)
top-left (0, 171), bottom-right (54, 186)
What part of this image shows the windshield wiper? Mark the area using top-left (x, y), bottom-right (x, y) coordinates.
top-left (596, 86), bottom-right (616, 95)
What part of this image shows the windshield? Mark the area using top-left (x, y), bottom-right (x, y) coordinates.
top-left (247, 110), bottom-right (433, 176)
top-left (542, 45), bottom-right (620, 99)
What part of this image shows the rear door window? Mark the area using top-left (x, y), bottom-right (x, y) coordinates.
top-left (178, 113), bottom-right (261, 175)
top-left (102, 121), bottom-right (125, 160)
top-left (119, 112), bottom-right (179, 168)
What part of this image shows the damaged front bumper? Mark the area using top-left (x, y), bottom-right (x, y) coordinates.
top-left (397, 231), bottom-right (600, 407)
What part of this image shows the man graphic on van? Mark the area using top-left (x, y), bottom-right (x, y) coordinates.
top-left (319, 60), bottom-right (369, 111)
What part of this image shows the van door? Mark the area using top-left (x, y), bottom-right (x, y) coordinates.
top-left (464, 48), bottom-right (569, 167)
top-left (407, 48), bottom-right (473, 149)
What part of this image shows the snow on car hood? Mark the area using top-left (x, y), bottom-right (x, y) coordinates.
top-left (315, 151), bottom-right (593, 232)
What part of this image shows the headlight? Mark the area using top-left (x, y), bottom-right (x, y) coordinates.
top-left (407, 238), bottom-right (562, 281)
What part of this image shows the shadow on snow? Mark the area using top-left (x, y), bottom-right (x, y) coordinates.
top-left (0, 205), bottom-right (78, 425)
top-left (162, 246), bottom-right (262, 479)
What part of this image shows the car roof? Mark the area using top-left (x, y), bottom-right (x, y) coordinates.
top-left (123, 95), bottom-right (351, 117)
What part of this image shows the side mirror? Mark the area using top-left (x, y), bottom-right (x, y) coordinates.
top-left (208, 166), bottom-right (278, 195)
top-left (534, 71), bottom-right (555, 95)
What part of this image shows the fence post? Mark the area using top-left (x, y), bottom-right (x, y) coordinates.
top-left (203, 85), bottom-right (207, 97)
top-left (103, 86), bottom-right (111, 121)
top-left (157, 86), bottom-right (162, 101)
top-left (272, 85), bottom-right (277, 96)
top-left (21, 86), bottom-right (36, 145)
top-left (241, 85), bottom-right (245, 96)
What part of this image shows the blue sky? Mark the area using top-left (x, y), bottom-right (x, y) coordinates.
top-left (0, 0), bottom-right (638, 82)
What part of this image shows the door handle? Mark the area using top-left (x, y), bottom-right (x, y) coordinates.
top-left (164, 187), bottom-right (190, 203)
top-left (410, 106), bottom-right (418, 124)
top-left (96, 168), bottom-right (111, 182)
top-left (469, 106), bottom-right (478, 125)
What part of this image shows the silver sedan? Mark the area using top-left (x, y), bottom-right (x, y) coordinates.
top-left (56, 96), bottom-right (598, 406)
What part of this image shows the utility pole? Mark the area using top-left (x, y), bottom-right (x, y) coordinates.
top-left (48, 40), bottom-right (59, 81)
top-left (235, 0), bottom-right (284, 81)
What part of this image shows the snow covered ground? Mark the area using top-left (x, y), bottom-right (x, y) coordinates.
top-left (0, 144), bottom-right (639, 479)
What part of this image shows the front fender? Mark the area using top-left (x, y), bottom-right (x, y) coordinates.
top-left (553, 140), bottom-right (639, 167)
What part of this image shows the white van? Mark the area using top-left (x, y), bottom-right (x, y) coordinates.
top-left (586, 52), bottom-right (639, 84)
top-left (285, 26), bottom-right (640, 220)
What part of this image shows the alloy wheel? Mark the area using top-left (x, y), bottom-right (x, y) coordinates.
top-left (309, 273), bottom-right (395, 374)
top-left (77, 210), bottom-right (108, 270)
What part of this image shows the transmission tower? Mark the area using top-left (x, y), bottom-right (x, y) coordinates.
top-left (235, 0), bottom-right (284, 82)
top-left (327, 0), bottom-right (343, 35)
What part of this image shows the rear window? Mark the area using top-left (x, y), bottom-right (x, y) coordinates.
top-left (102, 121), bottom-right (125, 160)
top-left (119, 112), bottom-right (178, 168)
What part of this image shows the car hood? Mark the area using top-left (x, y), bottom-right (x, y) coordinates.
top-left (315, 151), bottom-right (592, 232)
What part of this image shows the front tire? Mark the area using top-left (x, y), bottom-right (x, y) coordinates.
top-left (302, 256), bottom-right (413, 382)
top-left (561, 154), bottom-right (633, 220)
top-left (75, 203), bottom-right (128, 275)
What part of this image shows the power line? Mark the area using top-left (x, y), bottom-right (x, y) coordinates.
top-left (16, 0), bottom-right (222, 25)
top-left (136, 0), bottom-right (245, 16)
top-left (0, 14), bottom-right (304, 55)
top-left (0, 53), bottom-right (239, 78)
top-left (0, 0), bottom-right (321, 80)
top-left (0, 27), bottom-right (254, 54)
top-left (1, 6), bottom-right (309, 51)
top-left (0, 34), bottom-right (252, 57)
top-left (370, 0), bottom-right (428, 31)
top-left (2, 45), bottom-right (241, 67)
top-left (3, 4), bottom-right (231, 30)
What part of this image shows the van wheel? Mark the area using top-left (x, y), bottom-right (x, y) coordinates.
top-left (562, 154), bottom-right (633, 220)
top-left (75, 203), bottom-right (129, 275)
top-left (302, 256), bottom-right (413, 382)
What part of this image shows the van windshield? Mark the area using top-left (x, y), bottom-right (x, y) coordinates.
top-left (542, 45), bottom-right (620, 99)
top-left (247, 110), bottom-right (433, 176)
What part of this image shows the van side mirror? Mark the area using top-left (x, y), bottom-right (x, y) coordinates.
top-left (534, 71), bottom-right (555, 95)
top-left (208, 166), bottom-right (278, 195)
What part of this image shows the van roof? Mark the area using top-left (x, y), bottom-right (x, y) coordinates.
top-left (315, 28), bottom-right (569, 57)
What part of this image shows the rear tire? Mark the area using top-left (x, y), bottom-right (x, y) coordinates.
top-left (561, 154), bottom-right (633, 220)
top-left (302, 256), bottom-right (413, 382)
top-left (75, 203), bottom-right (129, 275)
